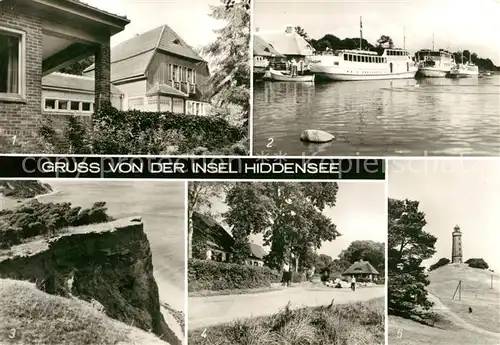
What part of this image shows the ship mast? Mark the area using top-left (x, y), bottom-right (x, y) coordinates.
top-left (403, 26), bottom-right (406, 49)
top-left (359, 16), bottom-right (363, 50)
top-left (432, 32), bottom-right (435, 50)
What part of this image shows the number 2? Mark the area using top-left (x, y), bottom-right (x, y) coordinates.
top-left (201, 328), bottom-right (207, 338)
top-left (266, 138), bottom-right (274, 148)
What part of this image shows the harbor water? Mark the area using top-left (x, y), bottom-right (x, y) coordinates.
top-left (253, 76), bottom-right (500, 156)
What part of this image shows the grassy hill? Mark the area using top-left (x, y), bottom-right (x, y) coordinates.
top-left (0, 279), bottom-right (168, 345)
top-left (389, 263), bottom-right (500, 345)
top-left (427, 263), bottom-right (499, 333)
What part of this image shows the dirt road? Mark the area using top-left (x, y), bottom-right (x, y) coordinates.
top-left (188, 285), bottom-right (385, 330)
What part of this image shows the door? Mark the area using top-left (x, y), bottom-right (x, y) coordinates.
top-left (390, 62), bottom-right (393, 73)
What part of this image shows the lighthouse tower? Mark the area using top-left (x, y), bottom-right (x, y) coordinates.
top-left (451, 225), bottom-right (463, 264)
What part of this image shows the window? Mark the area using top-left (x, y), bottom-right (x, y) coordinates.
top-left (45, 99), bottom-right (56, 110)
top-left (183, 67), bottom-right (187, 82)
top-left (343, 54), bottom-right (348, 61)
top-left (348, 55), bottom-right (352, 62)
top-left (172, 97), bottom-right (184, 113)
top-left (0, 28), bottom-right (24, 98)
top-left (58, 100), bottom-right (68, 110)
top-left (147, 96), bottom-right (158, 112)
top-left (172, 65), bottom-right (177, 81)
top-left (169, 64), bottom-right (174, 80)
top-left (195, 102), bottom-right (200, 115)
top-left (187, 69), bottom-right (193, 83)
top-left (159, 96), bottom-right (172, 112)
top-left (82, 102), bottom-right (91, 111)
top-left (44, 99), bottom-right (94, 113)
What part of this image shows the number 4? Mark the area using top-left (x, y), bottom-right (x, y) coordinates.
top-left (266, 138), bottom-right (274, 148)
top-left (201, 329), bottom-right (207, 338)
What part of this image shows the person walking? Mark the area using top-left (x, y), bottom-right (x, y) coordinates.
top-left (351, 275), bottom-right (356, 291)
top-left (283, 261), bottom-right (291, 287)
top-left (291, 58), bottom-right (298, 77)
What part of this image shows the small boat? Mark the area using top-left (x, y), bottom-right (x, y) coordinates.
top-left (265, 69), bottom-right (315, 82)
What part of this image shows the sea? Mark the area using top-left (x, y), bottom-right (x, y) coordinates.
top-left (0, 181), bottom-right (186, 313)
top-left (253, 75), bottom-right (500, 156)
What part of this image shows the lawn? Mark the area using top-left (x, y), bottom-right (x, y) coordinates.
top-left (187, 298), bottom-right (384, 345)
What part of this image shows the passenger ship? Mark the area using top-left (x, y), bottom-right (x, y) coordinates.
top-left (308, 48), bottom-right (417, 81)
top-left (415, 49), bottom-right (455, 77)
top-left (308, 17), bottom-right (417, 81)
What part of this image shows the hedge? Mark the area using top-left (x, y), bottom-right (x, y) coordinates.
top-left (38, 103), bottom-right (247, 155)
top-left (188, 259), bottom-right (280, 292)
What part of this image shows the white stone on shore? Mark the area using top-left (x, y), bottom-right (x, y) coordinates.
top-left (300, 130), bottom-right (335, 143)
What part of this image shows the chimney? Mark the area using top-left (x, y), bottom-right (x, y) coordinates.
top-left (285, 25), bottom-right (294, 34)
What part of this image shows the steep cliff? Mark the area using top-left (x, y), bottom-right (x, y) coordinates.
top-left (0, 181), bottom-right (52, 198)
top-left (0, 218), bottom-right (182, 345)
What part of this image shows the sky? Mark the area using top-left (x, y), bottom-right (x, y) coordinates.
top-left (208, 182), bottom-right (387, 259)
top-left (388, 159), bottom-right (500, 272)
top-left (83, 0), bottom-right (225, 48)
top-left (254, 0), bottom-right (500, 65)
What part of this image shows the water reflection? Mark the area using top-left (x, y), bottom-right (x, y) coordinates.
top-left (253, 76), bottom-right (500, 156)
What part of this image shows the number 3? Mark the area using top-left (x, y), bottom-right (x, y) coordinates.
top-left (9, 329), bottom-right (16, 339)
top-left (266, 138), bottom-right (274, 148)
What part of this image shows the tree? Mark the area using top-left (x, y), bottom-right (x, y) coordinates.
top-left (223, 182), bottom-right (341, 270)
top-left (429, 258), bottom-right (450, 271)
top-left (187, 182), bottom-right (228, 259)
top-left (294, 26), bottom-right (309, 41)
top-left (388, 198), bottom-right (437, 319)
top-left (338, 240), bottom-right (385, 276)
top-left (202, 0), bottom-right (250, 128)
top-left (376, 35), bottom-right (394, 48)
top-left (465, 258), bottom-right (489, 270)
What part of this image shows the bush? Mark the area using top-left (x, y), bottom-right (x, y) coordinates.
top-left (188, 259), bottom-right (280, 292)
top-left (39, 103), bottom-right (248, 155)
top-left (0, 200), bottom-right (114, 248)
top-left (429, 258), bottom-right (450, 271)
top-left (465, 258), bottom-right (489, 269)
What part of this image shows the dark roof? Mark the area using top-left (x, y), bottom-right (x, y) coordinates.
top-left (342, 261), bottom-right (380, 275)
top-left (84, 24), bottom-right (206, 83)
top-left (249, 243), bottom-right (267, 260)
top-left (146, 83), bottom-right (187, 98)
top-left (42, 73), bottom-right (123, 95)
top-left (192, 212), bottom-right (234, 252)
top-left (253, 35), bottom-right (284, 57)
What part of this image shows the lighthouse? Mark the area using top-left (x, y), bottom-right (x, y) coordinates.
top-left (451, 225), bottom-right (463, 264)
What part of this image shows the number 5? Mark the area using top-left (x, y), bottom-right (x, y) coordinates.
top-left (266, 138), bottom-right (274, 148)
top-left (397, 328), bottom-right (403, 339)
